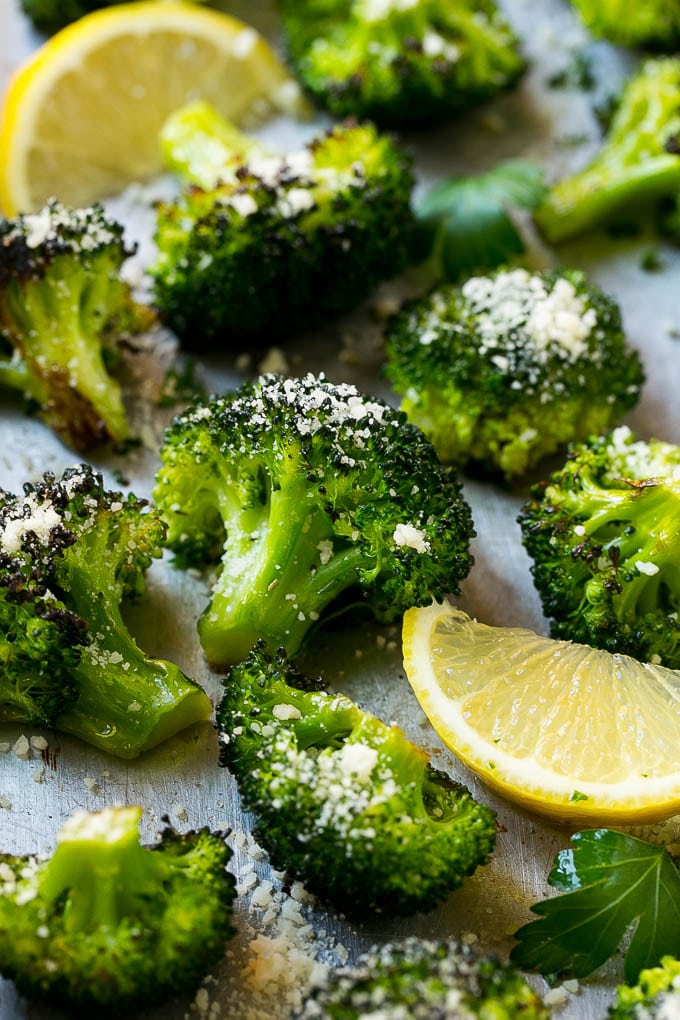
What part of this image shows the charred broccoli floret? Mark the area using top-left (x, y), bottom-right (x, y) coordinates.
top-left (519, 426), bottom-right (680, 668)
top-left (0, 200), bottom-right (153, 451)
top-left (280, 0), bottom-right (525, 127)
top-left (0, 464), bottom-right (210, 755)
top-left (384, 268), bottom-right (643, 479)
top-left (0, 806), bottom-right (236, 1011)
top-left (535, 58), bottom-right (680, 243)
top-left (217, 644), bottom-right (496, 916)
top-left (610, 957), bottom-right (680, 1018)
top-left (571, 0), bottom-right (680, 50)
top-left (154, 372), bottom-right (474, 665)
top-left (152, 107), bottom-right (415, 347)
top-left (295, 937), bottom-right (549, 1018)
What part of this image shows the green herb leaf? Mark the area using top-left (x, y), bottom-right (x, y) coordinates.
top-left (511, 829), bottom-right (680, 984)
top-left (415, 160), bottom-right (547, 281)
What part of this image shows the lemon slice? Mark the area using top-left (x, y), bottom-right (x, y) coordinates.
top-left (402, 602), bottom-right (680, 824)
top-left (0, 1), bottom-right (305, 214)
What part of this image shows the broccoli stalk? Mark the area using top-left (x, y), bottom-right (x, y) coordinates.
top-left (38, 806), bottom-right (171, 931)
top-left (0, 201), bottom-right (154, 451)
top-left (152, 108), bottom-right (415, 346)
top-left (155, 373), bottom-right (474, 665)
top-left (519, 426), bottom-right (680, 668)
top-left (58, 566), bottom-right (209, 758)
top-left (295, 937), bottom-right (549, 1018)
top-left (217, 643), bottom-right (497, 915)
top-left (535, 59), bottom-right (680, 243)
top-left (160, 100), bottom-right (266, 190)
top-left (0, 806), bottom-right (236, 1010)
top-left (200, 460), bottom-right (373, 663)
top-left (0, 464), bottom-right (211, 756)
top-left (281, 0), bottom-right (525, 126)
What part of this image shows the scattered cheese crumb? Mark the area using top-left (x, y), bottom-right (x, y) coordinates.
top-left (392, 522), bottom-right (431, 554)
top-left (12, 735), bottom-right (30, 760)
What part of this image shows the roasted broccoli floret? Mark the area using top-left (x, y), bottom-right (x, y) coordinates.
top-left (0, 806), bottom-right (236, 1011)
top-left (571, 0), bottom-right (680, 50)
top-left (154, 372), bottom-right (474, 665)
top-left (0, 464), bottom-right (211, 755)
top-left (152, 108), bottom-right (415, 347)
top-left (280, 0), bottom-right (525, 127)
top-left (519, 426), bottom-right (680, 668)
top-left (610, 957), bottom-right (680, 1018)
top-left (295, 937), bottom-right (549, 1018)
top-left (217, 644), bottom-right (496, 915)
top-left (535, 58), bottom-right (680, 243)
top-left (0, 200), bottom-right (153, 451)
top-left (384, 268), bottom-right (644, 479)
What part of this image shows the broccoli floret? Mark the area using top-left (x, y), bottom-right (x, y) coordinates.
top-left (295, 937), bottom-right (549, 1018)
top-left (384, 268), bottom-right (644, 479)
top-left (0, 464), bottom-right (211, 756)
top-left (217, 644), bottom-right (496, 915)
top-left (518, 426), bottom-right (680, 668)
top-left (0, 806), bottom-right (236, 1010)
top-left (610, 957), bottom-right (680, 1018)
top-left (20, 0), bottom-right (119, 33)
top-left (280, 0), bottom-right (525, 127)
top-left (152, 110), bottom-right (415, 347)
top-left (535, 58), bottom-right (680, 243)
top-left (0, 201), bottom-right (154, 451)
top-left (571, 0), bottom-right (680, 50)
top-left (154, 372), bottom-right (474, 665)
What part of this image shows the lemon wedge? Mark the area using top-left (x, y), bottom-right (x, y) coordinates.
top-left (0, 1), bottom-right (305, 213)
top-left (402, 602), bottom-right (680, 824)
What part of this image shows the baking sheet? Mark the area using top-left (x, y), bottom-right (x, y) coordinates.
top-left (0, 0), bottom-right (680, 1016)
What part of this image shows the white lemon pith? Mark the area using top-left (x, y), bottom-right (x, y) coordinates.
top-left (402, 602), bottom-right (680, 824)
top-left (0, 1), bottom-right (303, 213)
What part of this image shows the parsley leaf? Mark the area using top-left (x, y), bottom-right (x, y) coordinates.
top-left (415, 160), bottom-right (547, 281)
top-left (511, 829), bottom-right (680, 984)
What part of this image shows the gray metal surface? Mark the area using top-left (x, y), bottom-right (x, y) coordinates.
top-left (0, 0), bottom-right (679, 1017)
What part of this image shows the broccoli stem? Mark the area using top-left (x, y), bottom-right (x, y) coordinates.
top-left (200, 478), bottom-right (367, 664)
top-left (3, 263), bottom-right (129, 444)
top-left (536, 155), bottom-right (680, 244)
top-left (570, 480), bottom-right (680, 622)
top-left (0, 350), bottom-right (47, 405)
top-left (38, 806), bottom-right (168, 932)
top-left (160, 101), bottom-right (265, 189)
top-left (56, 588), bottom-right (210, 758)
top-left (536, 59), bottom-right (680, 243)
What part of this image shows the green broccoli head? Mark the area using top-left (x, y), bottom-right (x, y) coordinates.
top-left (295, 937), bottom-right (549, 1018)
top-left (535, 58), bottom-right (680, 243)
top-left (281, 0), bottom-right (525, 127)
top-left (0, 464), bottom-right (211, 756)
top-left (610, 957), bottom-right (680, 1018)
top-left (384, 268), bottom-right (644, 479)
top-left (571, 0), bottom-right (680, 50)
top-left (154, 372), bottom-right (475, 665)
top-left (217, 643), bottom-right (496, 916)
top-left (0, 806), bottom-right (236, 1011)
top-left (0, 200), bottom-right (154, 451)
top-left (152, 117), bottom-right (415, 347)
top-left (519, 426), bottom-right (680, 668)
